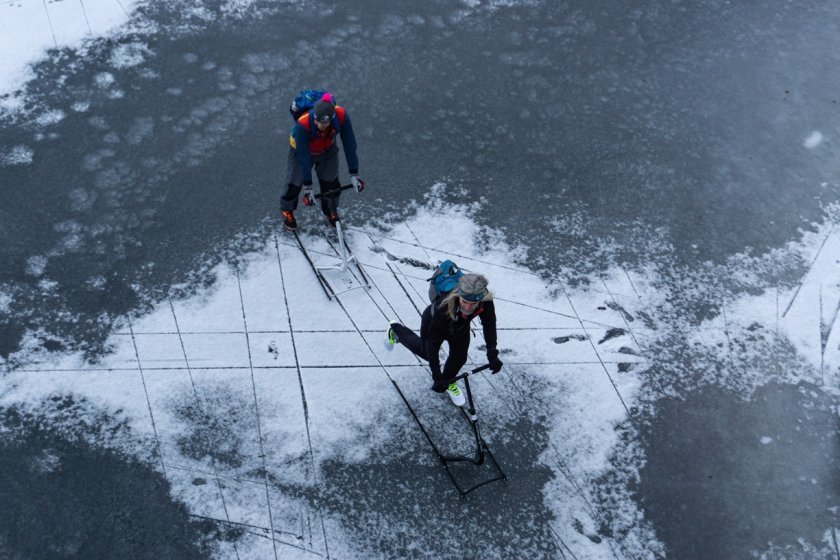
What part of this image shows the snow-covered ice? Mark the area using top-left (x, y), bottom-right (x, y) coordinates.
top-left (0, 0), bottom-right (137, 100)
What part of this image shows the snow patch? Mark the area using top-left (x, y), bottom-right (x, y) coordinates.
top-left (108, 42), bottom-right (152, 69)
top-left (718, 210), bottom-right (840, 382)
top-left (0, 290), bottom-right (12, 313)
top-left (4, 182), bottom-right (840, 556)
top-left (94, 72), bottom-right (115, 88)
top-left (25, 256), bottom-right (48, 277)
top-left (0, 0), bottom-right (139, 98)
top-left (35, 108), bottom-right (65, 126)
top-left (0, 145), bottom-right (34, 165)
top-left (0, 196), bottom-right (656, 558)
top-left (804, 131), bottom-right (823, 149)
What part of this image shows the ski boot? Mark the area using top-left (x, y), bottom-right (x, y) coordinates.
top-left (385, 322), bottom-right (399, 351)
top-left (446, 382), bottom-right (466, 407)
top-left (282, 210), bottom-right (298, 232)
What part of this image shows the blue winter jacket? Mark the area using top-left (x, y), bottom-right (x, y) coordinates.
top-left (290, 107), bottom-right (359, 186)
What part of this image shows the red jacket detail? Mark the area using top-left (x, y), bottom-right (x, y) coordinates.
top-left (296, 106), bottom-right (347, 155)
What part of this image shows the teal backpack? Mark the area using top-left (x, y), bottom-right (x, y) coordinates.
top-left (427, 260), bottom-right (463, 305)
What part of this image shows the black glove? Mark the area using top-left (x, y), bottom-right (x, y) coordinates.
top-left (487, 349), bottom-right (503, 373)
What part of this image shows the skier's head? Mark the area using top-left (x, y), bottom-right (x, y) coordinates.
top-left (314, 94), bottom-right (336, 126)
top-left (442, 273), bottom-right (492, 320)
top-left (458, 274), bottom-right (489, 302)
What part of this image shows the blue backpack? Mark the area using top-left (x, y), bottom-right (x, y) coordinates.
top-left (427, 260), bottom-right (463, 305)
top-left (289, 89), bottom-right (332, 120)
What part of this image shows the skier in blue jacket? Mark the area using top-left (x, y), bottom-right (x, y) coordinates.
top-left (281, 92), bottom-right (364, 230)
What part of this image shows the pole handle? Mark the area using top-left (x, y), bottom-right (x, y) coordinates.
top-left (451, 363), bottom-right (491, 382)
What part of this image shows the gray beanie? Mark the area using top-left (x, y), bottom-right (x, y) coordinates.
top-left (314, 98), bottom-right (336, 122)
top-left (457, 274), bottom-right (489, 301)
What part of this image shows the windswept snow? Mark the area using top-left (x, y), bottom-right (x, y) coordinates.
top-left (2, 200), bottom-right (657, 558)
top-left (6, 191), bottom-right (840, 557)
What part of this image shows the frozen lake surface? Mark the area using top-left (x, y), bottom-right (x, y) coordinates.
top-left (2, 0), bottom-right (840, 558)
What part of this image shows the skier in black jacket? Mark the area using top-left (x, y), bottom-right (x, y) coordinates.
top-left (386, 273), bottom-right (503, 406)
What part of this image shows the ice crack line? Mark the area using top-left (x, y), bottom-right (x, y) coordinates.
top-left (188, 514), bottom-right (327, 558)
top-left (235, 260), bottom-right (279, 560)
top-left (40, 0), bottom-right (57, 48)
top-left (274, 230), bottom-right (332, 559)
top-left (168, 296), bottom-right (240, 560)
top-left (782, 223), bottom-right (835, 318)
top-left (128, 316), bottom-right (167, 480)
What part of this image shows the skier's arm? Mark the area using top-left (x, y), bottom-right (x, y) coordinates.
top-left (292, 124), bottom-right (314, 185)
top-left (338, 113), bottom-right (359, 174)
top-left (479, 300), bottom-right (503, 372)
top-left (479, 300), bottom-right (498, 352)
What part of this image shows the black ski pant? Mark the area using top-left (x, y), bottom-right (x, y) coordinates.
top-left (281, 144), bottom-right (341, 214)
top-left (391, 307), bottom-right (470, 392)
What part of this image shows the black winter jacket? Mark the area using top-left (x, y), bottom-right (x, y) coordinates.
top-left (424, 298), bottom-right (497, 380)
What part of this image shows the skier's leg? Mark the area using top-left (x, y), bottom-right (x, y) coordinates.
top-left (390, 323), bottom-right (424, 357)
top-left (431, 332), bottom-right (469, 405)
top-left (315, 146), bottom-right (341, 215)
top-left (439, 331), bottom-right (470, 385)
top-left (390, 306), bottom-right (433, 359)
top-left (318, 178), bottom-right (341, 215)
top-left (281, 184), bottom-right (302, 211)
top-left (281, 148), bottom-right (305, 211)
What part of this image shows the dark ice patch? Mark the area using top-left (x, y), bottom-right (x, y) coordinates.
top-left (369, 245), bottom-right (434, 270)
top-left (172, 388), bottom-right (256, 469)
top-left (0, 322), bottom-right (25, 358)
top-left (554, 334), bottom-right (587, 344)
top-left (638, 382), bottom-right (840, 559)
top-left (313, 414), bottom-right (561, 559)
top-left (475, 343), bottom-right (513, 355)
top-left (0, 400), bottom-right (227, 559)
top-left (267, 339), bottom-right (279, 358)
top-left (606, 301), bottom-right (634, 322)
top-left (573, 518), bottom-right (603, 544)
top-left (41, 337), bottom-right (65, 352)
top-left (274, 374), bottom-right (574, 559)
top-left (598, 328), bottom-right (627, 344)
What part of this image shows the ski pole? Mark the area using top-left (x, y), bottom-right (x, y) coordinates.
top-left (451, 363), bottom-right (491, 383)
top-left (313, 184), bottom-right (355, 199)
top-left (460, 367), bottom-right (487, 463)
